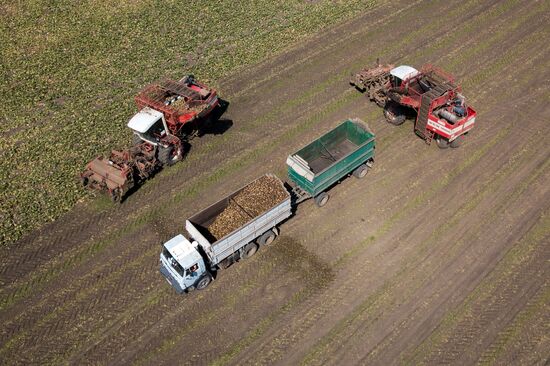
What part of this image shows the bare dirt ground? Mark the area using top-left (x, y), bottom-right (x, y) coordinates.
top-left (1, 0), bottom-right (549, 365)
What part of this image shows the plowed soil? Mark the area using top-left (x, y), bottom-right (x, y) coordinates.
top-left (1, 0), bottom-right (549, 365)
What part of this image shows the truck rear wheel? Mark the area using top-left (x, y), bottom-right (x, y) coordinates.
top-left (242, 242), bottom-right (259, 259)
top-left (352, 164), bottom-right (368, 179)
top-left (258, 230), bottom-right (276, 246)
top-left (196, 274), bottom-right (212, 290)
top-left (314, 192), bottom-right (329, 207)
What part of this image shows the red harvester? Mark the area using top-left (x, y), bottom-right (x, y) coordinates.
top-left (351, 62), bottom-right (476, 148)
top-left (82, 75), bottom-right (219, 202)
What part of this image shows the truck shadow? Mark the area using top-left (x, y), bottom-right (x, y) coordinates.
top-left (264, 236), bottom-right (334, 290)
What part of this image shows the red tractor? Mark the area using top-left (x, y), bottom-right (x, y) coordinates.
top-left (351, 63), bottom-right (476, 148)
top-left (82, 75), bottom-right (220, 202)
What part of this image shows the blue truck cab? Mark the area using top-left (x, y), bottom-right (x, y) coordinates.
top-left (160, 234), bottom-right (207, 293)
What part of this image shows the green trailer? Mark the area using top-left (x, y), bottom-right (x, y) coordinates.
top-left (286, 118), bottom-right (376, 207)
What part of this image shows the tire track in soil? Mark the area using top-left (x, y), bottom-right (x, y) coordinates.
top-left (0, 0), bottom-right (479, 296)
top-left (3, 0), bottom-right (548, 364)
top-left (264, 109), bottom-right (548, 366)
top-left (0, 0), bottom-right (484, 348)
top-left (158, 3), bottom-right (544, 366)
top-left (300, 48), bottom-right (550, 364)
top-left (212, 32), bottom-right (550, 366)
top-left (0, 0), bottom-right (448, 312)
top-left (485, 285), bottom-right (550, 366)
top-left (0, 0), bottom-right (408, 284)
top-left (354, 130), bottom-right (550, 366)
top-left (74, 16), bottom-right (550, 366)
top-left (410, 211), bottom-right (550, 366)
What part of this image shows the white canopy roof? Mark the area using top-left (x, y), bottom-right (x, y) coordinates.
top-left (390, 65), bottom-right (419, 80)
top-left (127, 107), bottom-right (163, 133)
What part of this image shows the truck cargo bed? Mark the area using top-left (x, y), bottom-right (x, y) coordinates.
top-left (186, 175), bottom-right (292, 265)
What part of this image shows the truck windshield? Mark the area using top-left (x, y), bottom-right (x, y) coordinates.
top-left (162, 247), bottom-right (185, 277)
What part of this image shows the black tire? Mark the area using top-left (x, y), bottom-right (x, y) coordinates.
top-left (132, 134), bottom-right (142, 146)
top-left (436, 136), bottom-right (450, 149)
top-left (384, 102), bottom-right (406, 126)
top-left (314, 192), bottom-right (329, 207)
top-left (242, 242), bottom-right (259, 259)
top-left (110, 189), bottom-right (122, 203)
top-left (81, 176), bottom-right (89, 187)
top-left (258, 230), bottom-right (276, 246)
top-left (158, 145), bottom-right (181, 166)
top-left (195, 274), bottom-right (212, 290)
top-left (352, 164), bottom-right (368, 179)
top-left (450, 135), bottom-right (464, 148)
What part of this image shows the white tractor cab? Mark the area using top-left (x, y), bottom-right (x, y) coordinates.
top-left (389, 65), bottom-right (419, 88)
top-left (127, 106), bottom-right (168, 146)
top-left (159, 234), bottom-right (210, 294)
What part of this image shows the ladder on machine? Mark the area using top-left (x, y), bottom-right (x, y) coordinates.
top-left (415, 82), bottom-right (453, 143)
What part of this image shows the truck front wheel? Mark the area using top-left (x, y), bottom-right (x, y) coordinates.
top-left (196, 274), bottom-right (212, 290)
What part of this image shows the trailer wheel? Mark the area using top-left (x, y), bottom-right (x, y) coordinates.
top-left (242, 242), bottom-right (259, 259)
top-left (384, 102), bottom-right (406, 126)
top-left (436, 136), bottom-right (450, 149)
top-left (258, 230), bottom-right (276, 246)
top-left (352, 164), bottom-right (369, 179)
top-left (196, 274), bottom-right (212, 290)
top-left (314, 192), bottom-right (329, 207)
top-left (158, 145), bottom-right (181, 166)
top-left (450, 135), bottom-right (464, 148)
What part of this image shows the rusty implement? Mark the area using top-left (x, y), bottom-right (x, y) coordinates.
top-left (350, 61), bottom-right (394, 107)
top-left (81, 145), bottom-right (158, 202)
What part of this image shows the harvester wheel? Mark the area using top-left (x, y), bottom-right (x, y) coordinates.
top-left (450, 136), bottom-right (464, 148)
top-left (242, 242), bottom-right (259, 258)
top-left (80, 176), bottom-right (89, 187)
top-left (110, 189), bottom-right (122, 203)
top-left (384, 102), bottom-right (406, 126)
top-left (158, 145), bottom-right (181, 166)
top-left (196, 274), bottom-right (212, 290)
top-left (314, 192), bottom-right (329, 207)
top-left (436, 136), bottom-right (450, 149)
top-left (353, 164), bottom-right (369, 179)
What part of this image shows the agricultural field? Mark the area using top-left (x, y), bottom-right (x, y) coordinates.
top-left (0, 0), bottom-right (375, 244)
top-left (1, 0), bottom-right (549, 365)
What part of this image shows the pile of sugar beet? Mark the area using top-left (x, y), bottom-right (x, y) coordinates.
top-left (208, 175), bottom-right (287, 240)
